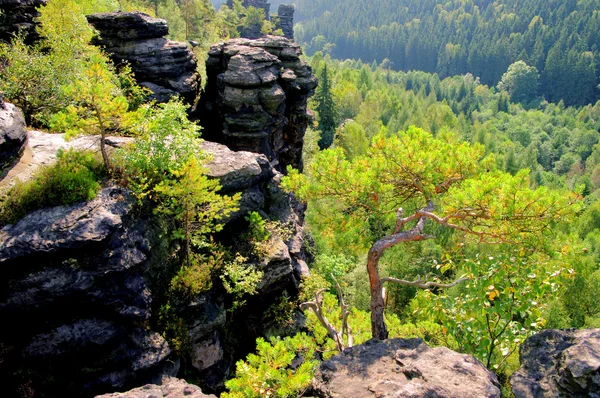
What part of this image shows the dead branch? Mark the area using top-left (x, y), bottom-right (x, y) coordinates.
top-left (300, 289), bottom-right (346, 352)
top-left (332, 275), bottom-right (353, 348)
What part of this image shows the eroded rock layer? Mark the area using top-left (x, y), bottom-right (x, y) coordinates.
top-left (311, 338), bottom-right (502, 398)
top-left (86, 12), bottom-right (201, 104)
top-left (0, 0), bottom-right (47, 44)
top-left (511, 328), bottom-right (600, 398)
top-left (198, 36), bottom-right (317, 171)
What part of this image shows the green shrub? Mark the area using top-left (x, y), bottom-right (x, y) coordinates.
top-left (222, 332), bottom-right (319, 398)
top-left (0, 149), bottom-right (104, 225)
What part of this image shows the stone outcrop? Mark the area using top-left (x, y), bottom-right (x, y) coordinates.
top-left (311, 338), bottom-right (502, 398)
top-left (86, 12), bottom-right (201, 105)
top-left (0, 186), bottom-right (177, 397)
top-left (0, 102), bottom-right (27, 173)
top-left (96, 377), bottom-right (216, 398)
top-left (511, 328), bottom-right (600, 398)
top-left (0, 130), bottom-right (308, 395)
top-left (274, 4), bottom-right (295, 40)
top-left (198, 36), bottom-right (317, 171)
top-left (0, 129), bottom-right (129, 189)
top-left (0, 0), bottom-right (47, 44)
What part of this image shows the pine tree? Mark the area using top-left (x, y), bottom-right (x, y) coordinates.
top-left (316, 64), bottom-right (338, 149)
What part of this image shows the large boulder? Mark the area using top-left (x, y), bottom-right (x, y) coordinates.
top-left (0, 0), bottom-right (47, 44)
top-left (312, 338), bottom-right (502, 398)
top-left (86, 12), bottom-right (201, 105)
top-left (198, 36), bottom-right (317, 171)
top-left (511, 328), bottom-right (600, 398)
top-left (95, 377), bottom-right (216, 398)
top-left (0, 102), bottom-right (27, 173)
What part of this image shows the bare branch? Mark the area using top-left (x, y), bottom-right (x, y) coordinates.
top-left (300, 289), bottom-right (346, 352)
top-left (332, 275), bottom-right (353, 348)
top-left (381, 276), bottom-right (470, 289)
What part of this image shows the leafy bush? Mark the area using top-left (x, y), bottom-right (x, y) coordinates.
top-left (220, 254), bottom-right (264, 310)
top-left (0, 149), bottom-right (104, 225)
top-left (244, 211), bottom-right (270, 242)
top-left (115, 99), bottom-right (202, 198)
top-left (222, 333), bottom-right (319, 398)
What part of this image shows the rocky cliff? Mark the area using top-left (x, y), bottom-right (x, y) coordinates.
top-left (86, 12), bottom-right (201, 105)
top-left (0, 122), bottom-right (307, 397)
top-left (0, 0), bottom-right (47, 44)
top-left (198, 36), bottom-right (317, 171)
top-left (0, 185), bottom-right (174, 397)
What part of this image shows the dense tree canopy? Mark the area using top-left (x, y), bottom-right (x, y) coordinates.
top-left (294, 0), bottom-right (600, 106)
top-left (284, 127), bottom-right (578, 339)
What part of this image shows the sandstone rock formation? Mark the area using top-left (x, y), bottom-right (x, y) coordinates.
top-left (198, 36), bottom-right (317, 171)
top-left (275, 4), bottom-right (295, 40)
top-left (0, 131), bottom-right (308, 395)
top-left (0, 186), bottom-right (176, 397)
top-left (511, 328), bottom-right (600, 397)
top-left (96, 377), bottom-right (216, 398)
top-left (86, 12), bottom-right (201, 105)
top-left (0, 0), bottom-right (47, 44)
top-left (0, 102), bottom-right (27, 173)
top-left (311, 338), bottom-right (502, 398)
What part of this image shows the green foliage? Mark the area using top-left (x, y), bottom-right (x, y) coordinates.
top-left (295, 0), bottom-right (600, 106)
top-left (222, 333), bottom-right (319, 398)
top-left (244, 211), bottom-right (270, 242)
top-left (498, 61), bottom-right (540, 106)
top-left (50, 54), bottom-right (132, 170)
top-left (116, 99), bottom-right (202, 198)
top-left (157, 302), bottom-right (191, 354)
top-left (0, 37), bottom-right (71, 126)
top-left (0, 149), bottom-right (104, 225)
top-left (153, 156), bottom-right (240, 266)
top-left (169, 252), bottom-right (214, 298)
top-left (220, 254), bottom-right (264, 310)
top-left (417, 249), bottom-right (571, 370)
top-left (315, 64), bottom-right (338, 149)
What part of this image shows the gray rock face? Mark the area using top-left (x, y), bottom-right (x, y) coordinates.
top-left (0, 186), bottom-right (174, 397)
top-left (511, 329), bottom-right (600, 398)
top-left (198, 36), bottom-right (317, 171)
top-left (312, 338), bottom-right (502, 398)
top-left (86, 12), bottom-right (201, 104)
top-left (96, 377), bottom-right (216, 398)
top-left (0, 0), bottom-right (47, 44)
top-left (275, 5), bottom-right (295, 40)
top-left (0, 102), bottom-right (27, 173)
top-left (0, 187), bottom-right (134, 262)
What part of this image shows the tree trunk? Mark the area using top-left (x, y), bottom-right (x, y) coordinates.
top-left (367, 248), bottom-right (388, 340)
top-left (100, 133), bottom-right (110, 171)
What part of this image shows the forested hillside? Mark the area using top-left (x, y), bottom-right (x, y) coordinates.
top-left (295, 0), bottom-right (600, 106)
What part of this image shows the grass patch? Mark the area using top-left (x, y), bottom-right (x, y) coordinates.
top-left (0, 149), bottom-right (105, 225)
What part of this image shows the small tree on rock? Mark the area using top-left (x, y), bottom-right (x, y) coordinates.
top-left (51, 54), bottom-right (131, 171)
top-left (283, 127), bottom-right (579, 340)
